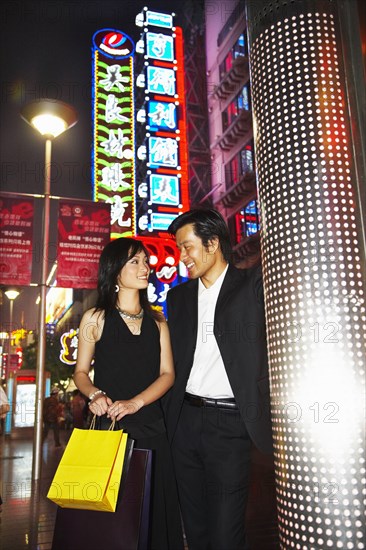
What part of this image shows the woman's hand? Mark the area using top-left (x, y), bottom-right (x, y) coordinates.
top-left (88, 394), bottom-right (112, 416)
top-left (107, 398), bottom-right (143, 421)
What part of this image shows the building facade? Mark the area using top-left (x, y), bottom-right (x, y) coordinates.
top-left (204, 0), bottom-right (261, 267)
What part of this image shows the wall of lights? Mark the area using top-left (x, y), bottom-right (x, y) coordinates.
top-left (247, 0), bottom-right (366, 548)
top-left (91, 10), bottom-right (189, 313)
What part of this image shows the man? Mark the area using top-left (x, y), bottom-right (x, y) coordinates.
top-left (43, 386), bottom-right (62, 448)
top-left (165, 208), bottom-right (273, 550)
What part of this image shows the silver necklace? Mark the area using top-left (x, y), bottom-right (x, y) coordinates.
top-left (116, 304), bottom-right (144, 321)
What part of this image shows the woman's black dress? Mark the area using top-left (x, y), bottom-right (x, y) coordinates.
top-left (94, 309), bottom-right (184, 550)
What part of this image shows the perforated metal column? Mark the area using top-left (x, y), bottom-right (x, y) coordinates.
top-left (246, 0), bottom-right (366, 548)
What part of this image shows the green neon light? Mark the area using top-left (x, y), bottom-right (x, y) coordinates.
top-left (96, 123), bottom-right (110, 134)
top-left (97, 193), bottom-right (133, 202)
top-left (111, 230), bottom-right (132, 238)
top-left (97, 160), bottom-right (133, 171)
top-left (98, 159), bottom-right (114, 168)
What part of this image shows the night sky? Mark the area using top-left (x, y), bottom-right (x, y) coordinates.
top-left (0, 0), bottom-right (195, 331)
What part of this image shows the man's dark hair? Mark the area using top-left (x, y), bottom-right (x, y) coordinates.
top-left (168, 208), bottom-right (232, 263)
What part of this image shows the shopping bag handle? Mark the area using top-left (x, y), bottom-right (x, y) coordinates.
top-left (90, 414), bottom-right (117, 431)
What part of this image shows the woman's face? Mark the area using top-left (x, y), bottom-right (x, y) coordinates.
top-left (117, 249), bottom-right (150, 290)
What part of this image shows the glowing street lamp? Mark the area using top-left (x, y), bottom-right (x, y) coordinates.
top-left (21, 99), bottom-right (78, 481)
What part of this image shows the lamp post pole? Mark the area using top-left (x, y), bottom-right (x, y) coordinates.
top-left (8, 297), bottom-right (15, 361)
top-left (4, 290), bottom-right (20, 375)
top-left (32, 137), bottom-right (52, 481)
top-left (4, 289), bottom-right (20, 435)
top-left (21, 99), bottom-right (77, 481)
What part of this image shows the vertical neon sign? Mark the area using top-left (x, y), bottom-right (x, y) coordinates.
top-left (92, 29), bottom-right (136, 238)
top-left (135, 9), bottom-right (189, 235)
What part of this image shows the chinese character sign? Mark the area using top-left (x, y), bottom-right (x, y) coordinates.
top-left (0, 195), bottom-right (34, 286)
top-left (92, 29), bottom-right (136, 239)
top-left (134, 11), bottom-right (189, 237)
top-left (59, 328), bottom-right (79, 365)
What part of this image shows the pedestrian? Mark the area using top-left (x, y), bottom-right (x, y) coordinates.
top-left (73, 237), bottom-right (184, 550)
top-left (70, 390), bottom-right (86, 429)
top-left (165, 208), bottom-right (273, 550)
top-left (42, 386), bottom-right (62, 448)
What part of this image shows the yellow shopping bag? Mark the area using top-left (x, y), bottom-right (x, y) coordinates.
top-left (47, 418), bottom-right (129, 512)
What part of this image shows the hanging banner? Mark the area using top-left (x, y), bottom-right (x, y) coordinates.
top-left (0, 195), bottom-right (34, 286)
top-left (57, 201), bottom-right (111, 289)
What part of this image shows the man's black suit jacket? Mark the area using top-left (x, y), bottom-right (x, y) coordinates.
top-left (165, 264), bottom-right (273, 455)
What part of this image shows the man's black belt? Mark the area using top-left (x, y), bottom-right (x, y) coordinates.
top-left (184, 392), bottom-right (238, 410)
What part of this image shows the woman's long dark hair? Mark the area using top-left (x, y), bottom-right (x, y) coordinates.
top-left (94, 237), bottom-right (161, 320)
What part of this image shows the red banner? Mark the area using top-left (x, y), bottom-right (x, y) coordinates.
top-left (0, 195), bottom-right (34, 286)
top-left (57, 201), bottom-right (111, 289)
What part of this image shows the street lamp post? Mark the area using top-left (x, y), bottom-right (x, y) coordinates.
top-left (3, 289), bottom-right (20, 436)
top-left (4, 289), bottom-right (20, 378)
top-left (21, 99), bottom-right (77, 481)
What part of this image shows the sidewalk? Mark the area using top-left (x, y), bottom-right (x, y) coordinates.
top-left (0, 428), bottom-right (279, 549)
top-left (0, 429), bottom-right (68, 550)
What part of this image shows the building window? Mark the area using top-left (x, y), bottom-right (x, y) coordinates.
top-left (219, 33), bottom-right (247, 77)
top-left (222, 85), bottom-right (250, 131)
top-left (229, 200), bottom-right (260, 245)
top-left (224, 142), bottom-right (254, 189)
top-left (242, 200), bottom-right (260, 236)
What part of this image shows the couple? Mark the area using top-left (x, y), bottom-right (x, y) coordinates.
top-left (74, 208), bottom-right (273, 550)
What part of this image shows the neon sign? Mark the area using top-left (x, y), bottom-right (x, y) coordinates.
top-left (148, 101), bottom-right (177, 131)
top-left (90, 11), bottom-right (189, 315)
top-left (92, 29), bottom-right (136, 238)
top-left (150, 174), bottom-right (179, 205)
top-left (59, 328), bottom-right (79, 366)
top-left (146, 32), bottom-right (174, 61)
top-left (147, 66), bottom-right (176, 95)
top-left (134, 10), bottom-right (189, 238)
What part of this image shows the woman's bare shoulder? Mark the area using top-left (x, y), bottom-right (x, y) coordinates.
top-left (80, 307), bottom-right (105, 327)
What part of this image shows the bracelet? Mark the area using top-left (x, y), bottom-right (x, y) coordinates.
top-left (88, 389), bottom-right (106, 402)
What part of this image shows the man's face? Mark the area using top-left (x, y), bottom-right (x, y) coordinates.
top-left (175, 223), bottom-right (217, 280)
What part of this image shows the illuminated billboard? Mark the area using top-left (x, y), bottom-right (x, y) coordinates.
top-left (92, 29), bottom-right (136, 238)
top-left (46, 286), bottom-right (73, 325)
top-left (91, 10), bottom-right (189, 314)
top-left (134, 9), bottom-right (189, 237)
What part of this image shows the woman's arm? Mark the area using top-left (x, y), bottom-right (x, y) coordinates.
top-left (108, 318), bottom-right (175, 421)
top-left (73, 309), bottom-right (112, 416)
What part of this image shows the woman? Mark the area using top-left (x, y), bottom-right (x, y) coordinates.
top-left (74, 237), bottom-right (184, 550)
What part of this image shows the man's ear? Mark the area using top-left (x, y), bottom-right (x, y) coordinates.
top-left (207, 237), bottom-right (219, 254)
